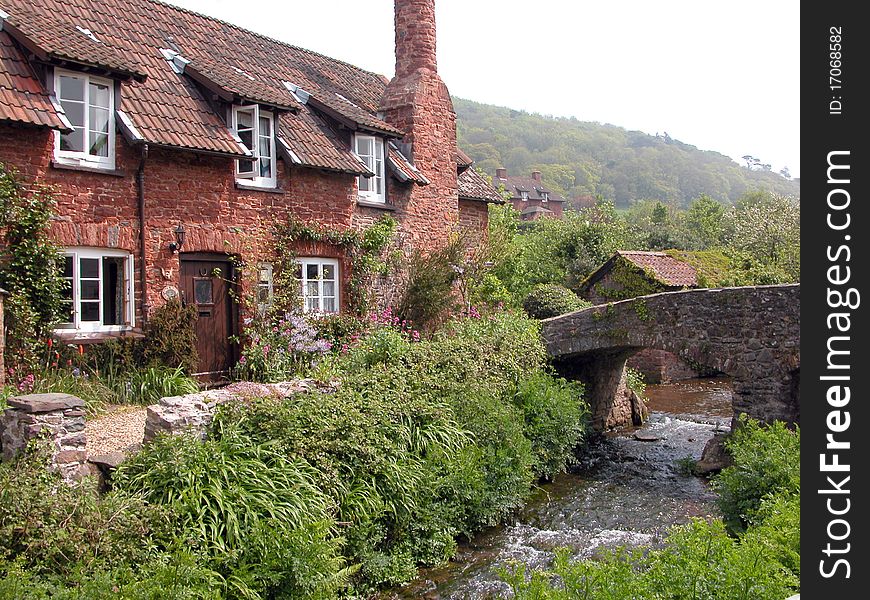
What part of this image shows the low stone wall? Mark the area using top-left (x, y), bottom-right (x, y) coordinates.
top-left (144, 379), bottom-right (331, 442)
top-left (0, 393), bottom-right (89, 481)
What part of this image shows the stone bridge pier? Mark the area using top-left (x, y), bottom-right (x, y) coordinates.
top-left (542, 285), bottom-right (800, 431)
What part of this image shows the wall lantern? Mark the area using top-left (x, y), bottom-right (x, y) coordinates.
top-left (169, 224), bottom-right (186, 254)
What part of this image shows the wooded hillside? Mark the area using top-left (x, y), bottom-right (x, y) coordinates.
top-left (454, 97), bottom-right (800, 207)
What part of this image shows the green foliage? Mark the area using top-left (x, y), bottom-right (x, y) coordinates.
top-left (0, 165), bottom-right (65, 374)
top-left (141, 300), bottom-right (198, 373)
top-left (0, 448), bottom-right (175, 577)
top-left (714, 417), bottom-right (800, 534)
top-left (116, 366), bottom-right (200, 405)
top-left (522, 284), bottom-right (590, 320)
top-left (624, 367), bottom-right (647, 400)
top-left (590, 257), bottom-right (667, 302)
top-left (455, 97), bottom-right (800, 207)
top-left (511, 374), bottom-right (587, 479)
top-left (395, 235), bottom-right (465, 330)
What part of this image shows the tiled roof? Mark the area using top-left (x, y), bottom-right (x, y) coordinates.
top-left (494, 172), bottom-right (565, 202)
top-left (0, 31), bottom-right (70, 130)
top-left (455, 148), bottom-right (473, 169)
top-left (0, 0), bottom-right (406, 167)
top-left (520, 205), bottom-right (553, 215)
top-left (388, 142), bottom-right (429, 185)
top-left (617, 251), bottom-right (698, 287)
top-left (458, 168), bottom-right (504, 203)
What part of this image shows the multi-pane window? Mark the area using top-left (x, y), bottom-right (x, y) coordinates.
top-left (232, 105), bottom-right (277, 188)
top-left (520, 191), bottom-right (529, 201)
top-left (354, 134), bottom-right (385, 203)
top-left (54, 70), bottom-right (115, 168)
top-left (59, 249), bottom-right (134, 331)
top-left (541, 192), bottom-right (549, 202)
top-left (295, 258), bottom-right (339, 314)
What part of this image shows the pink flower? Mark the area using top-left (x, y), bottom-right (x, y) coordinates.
top-left (239, 356), bottom-right (247, 364)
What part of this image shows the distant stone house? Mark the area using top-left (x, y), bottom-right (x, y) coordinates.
top-left (493, 168), bottom-right (565, 220)
top-left (578, 251), bottom-right (698, 305)
top-left (0, 0), bottom-right (502, 378)
top-left (579, 251), bottom-right (702, 383)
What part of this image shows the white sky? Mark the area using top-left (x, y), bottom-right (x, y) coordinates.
top-left (163, 0), bottom-right (801, 179)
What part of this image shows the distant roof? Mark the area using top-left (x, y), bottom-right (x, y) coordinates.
top-left (458, 168), bottom-right (504, 203)
top-left (493, 171), bottom-right (565, 202)
top-left (0, 0), bottom-right (408, 173)
top-left (520, 205), bottom-right (553, 215)
top-left (615, 251), bottom-right (698, 287)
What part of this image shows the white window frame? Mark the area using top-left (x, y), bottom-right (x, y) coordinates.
top-left (296, 257), bottom-right (340, 314)
top-left (541, 192), bottom-right (549, 202)
top-left (520, 191), bottom-right (529, 201)
top-left (353, 134), bottom-right (386, 203)
top-left (232, 104), bottom-right (277, 188)
top-left (58, 248), bottom-right (135, 332)
top-left (257, 262), bottom-right (274, 316)
top-left (53, 69), bottom-right (116, 169)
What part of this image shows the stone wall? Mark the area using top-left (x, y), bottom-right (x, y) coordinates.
top-left (144, 380), bottom-right (330, 442)
top-left (542, 285), bottom-right (800, 429)
top-left (0, 393), bottom-right (88, 481)
top-left (627, 348), bottom-right (700, 384)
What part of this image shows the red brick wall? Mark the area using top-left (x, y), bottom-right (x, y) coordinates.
top-left (458, 199), bottom-right (489, 250)
top-left (510, 198), bottom-right (564, 220)
top-left (0, 123), bottom-right (360, 325)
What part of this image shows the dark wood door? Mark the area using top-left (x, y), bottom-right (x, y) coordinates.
top-left (180, 256), bottom-right (235, 379)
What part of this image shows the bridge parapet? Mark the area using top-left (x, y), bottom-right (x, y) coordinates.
top-left (542, 285), bottom-right (800, 430)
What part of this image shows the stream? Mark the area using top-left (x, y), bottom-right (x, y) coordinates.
top-left (385, 377), bottom-right (734, 599)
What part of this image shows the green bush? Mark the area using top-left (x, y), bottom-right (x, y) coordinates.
top-left (396, 236), bottom-right (464, 330)
top-left (141, 300), bottom-right (198, 373)
top-left (512, 374), bottom-right (588, 479)
top-left (522, 284), bottom-right (591, 319)
top-left (116, 366), bottom-right (200, 405)
top-left (714, 416), bottom-right (800, 533)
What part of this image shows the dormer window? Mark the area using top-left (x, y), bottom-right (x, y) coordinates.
top-left (232, 104), bottom-right (277, 188)
top-left (541, 192), bottom-right (549, 202)
top-left (54, 70), bottom-right (115, 169)
top-left (520, 191), bottom-right (529, 201)
top-left (354, 134), bottom-right (385, 203)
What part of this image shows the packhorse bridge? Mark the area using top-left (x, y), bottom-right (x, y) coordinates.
top-left (541, 285), bottom-right (800, 431)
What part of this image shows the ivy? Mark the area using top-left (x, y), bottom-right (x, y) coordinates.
top-left (270, 215), bottom-right (397, 316)
top-left (0, 165), bottom-right (65, 375)
top-left (593, 257), bottom-right (667, 302)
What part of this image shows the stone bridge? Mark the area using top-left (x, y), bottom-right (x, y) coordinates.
top-left (541, 285), bottom-right (800, 430)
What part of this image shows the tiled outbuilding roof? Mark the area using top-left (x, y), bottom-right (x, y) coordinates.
top-left (0, 0), bottom-right (410, 171)
top-left (388, 142), bottom-right (429, 185)
top-left (458, 168), bottom-right (504, 203)
top-left (616, 251), bottom-right (698, 287)
top-left (0, 31), bottom-right (70, 130)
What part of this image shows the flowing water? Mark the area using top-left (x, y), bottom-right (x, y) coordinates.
top-left (385, 377), bottom-right (734, 599)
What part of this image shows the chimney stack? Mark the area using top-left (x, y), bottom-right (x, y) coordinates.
top-left (496, 168), bottom-right (507, 180)
top-left (531, 170), bottom-right (542, 182)
top-left (394, 0), bottom-right (438, 79)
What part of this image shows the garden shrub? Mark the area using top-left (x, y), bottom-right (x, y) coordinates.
top-left (714, 416), bottom-right (800, 533)
top-left (234, 312), bottom-right (332, 382)
top-left (141, 300), bottom-right (198, 373)
top-left (395, 235), bottom-right (465, 330)
top-left (522, 284), bottom-right (590, 319)
top-left (512, 373), bottom-right (588, 479)
top-left (116, 366), bottom-right (200, 405)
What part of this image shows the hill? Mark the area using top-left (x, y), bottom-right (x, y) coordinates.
top-left (454, 97), bottom-right (800, 208)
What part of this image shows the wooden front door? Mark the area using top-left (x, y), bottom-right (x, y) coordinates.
top-left (180, 255), bottom-right (236, 379)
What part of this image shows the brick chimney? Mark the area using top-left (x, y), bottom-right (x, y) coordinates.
top-left (394, 0), bottom-right (438, 78)
top-left (531, 170), bottom-right (542, 182)
top-left (496, 168), bottom-right (507, 180)
top-left (381, 0), bottom-right (458, 250)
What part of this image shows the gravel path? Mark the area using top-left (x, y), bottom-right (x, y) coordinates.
top-left (85, 405), bottom-right (147, 458)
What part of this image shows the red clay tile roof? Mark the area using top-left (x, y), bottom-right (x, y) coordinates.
top-left (493, 171), bottom-right (565, 202)
top-left (458, 168), bottom-right (504, 203)
top-left (388, 142), bottom-right (429, 185)
top-left (0, 0), bottom-right (406, 167)
top-left (455, 148), bottom-right (473, 169)
top-left (1, 4), bottom-right (147, 81)
top-left (0, 31), bottom-right (70, 130)
top-left (616, 251), bottom-right (698, 287)
top-left (183, 55), bottom-right (301, 111)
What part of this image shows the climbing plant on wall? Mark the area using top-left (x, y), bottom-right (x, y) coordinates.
top-left (0, 165), bottom-right (65, 375)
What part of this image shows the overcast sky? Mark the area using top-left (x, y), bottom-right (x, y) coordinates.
top-left (164, 0), bottom-right (801, 179)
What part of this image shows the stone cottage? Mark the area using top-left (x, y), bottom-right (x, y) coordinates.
top-left (0, 0), bottom-right (502, 377)
top-left (493, 168), bottom-right (565, 220)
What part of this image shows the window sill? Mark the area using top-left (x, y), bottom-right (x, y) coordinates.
top-left (356, 199), bottom-right (395, 211)
top-left (235, 181), bottom-right (285, 194)
top-left (51, 161), bottom-right (125, 178)
top-left (53, 329), bottom-right (144, 345)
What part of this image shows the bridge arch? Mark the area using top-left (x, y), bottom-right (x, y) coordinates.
top-left (541, 285), bottom-right (800, 430)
